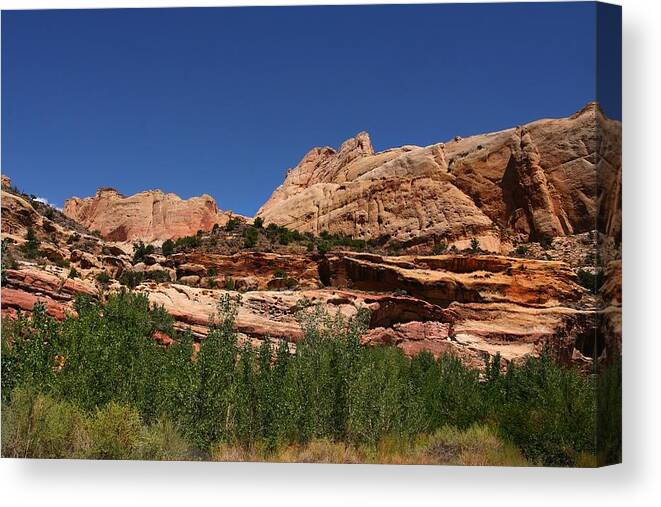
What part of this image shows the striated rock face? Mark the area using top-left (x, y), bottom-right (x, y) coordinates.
top-left (1, 265), bottom-right (97, 320)
top-left (123, 250), bottom-right (598, 368)
top-left (257, 103), bottom-right (621, 251)
top-left (63, 188), bottom-right (240, 242)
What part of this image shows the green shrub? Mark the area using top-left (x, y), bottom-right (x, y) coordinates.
top-left (225, 218), bottom-right (240, 232)
top-left (88, 402), bottom-right (143, 459)
top-left (95, 271), bottom-right (111, 285)
top-left (483, 353), bottom-right (596, 466)
top-left (253, 217), bottom-right (264, 228)
top-left (470, 238), bottom-right (480, 253)
top-left (162, 239), bottom-right (175, 257)
top-left (243, 226), bottom-right (258, 248)
top-left (432, 241), bottom-right (447, 255)
top-left (317, 241), bottom-right (330, 255)
top-left (68, 268), bottom-right (79, 279)
top-left (119, 269), bottom-right (144, 289)
top-left (1, 386), bottom-right (90, 459)
top-left (132, 241), bottom-right (155, 264)
top-left (515, 245), bottom-right (529, 256)
top-left (174, 235), bottom-right (200, 250)
top-left (20, 228), bottom-right (41, 259)
top-left (135, 418), bottom-right (193, 461)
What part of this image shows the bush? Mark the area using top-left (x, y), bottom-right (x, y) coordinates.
top-left (317, 241), bottom-right (330, 255)
top-left (483, 353), bottom-right (596, 466)
top-left (119, 269), bottom-right (144, 289)
top-left (1, 387), bottom-right (90, 459)
top-left (243, 226), bottom-right (259, 248)
top-left (132, 241), bottom-right (155, 264)
top-left (95, 271), bottom-right (111, 285)
top-left (253, 217), bottom-right (264, 228)
top-left (135, 418), bottom-right (193, 461)
top-left (88, 401), bottom-right (143, 459)
top-left (515, 245), bottom-right (529, 256)
top-left (432, 241), bottom-right (447, 255)
top-left (2, 239), bottom-right (18, 278)
top-left (162, 239), bottom-right (175, 257)
top-left (68, 268), bottom-right (79, 279)
top-left (20, 228), bottom-right (40, 259)
top-left (225, 218), bottom-right (240, 232)
top-left (174, 235), bottom-right (200, 250)
top-left (470, 238), bottom-right (480, 253)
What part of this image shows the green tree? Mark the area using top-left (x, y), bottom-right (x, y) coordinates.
top-left (21, 228), bottom-right (41, 259)
top-left (243, 226), bottom-right (259, 248)
top-left (161, 239), bottom-right (175, 257)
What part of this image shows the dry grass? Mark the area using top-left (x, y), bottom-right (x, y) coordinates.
top-left (210, 425), bottom-right (530, 466)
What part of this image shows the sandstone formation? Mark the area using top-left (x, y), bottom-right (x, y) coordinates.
top-left (63, 187), bottom-right (241, 242)
top-left (1, 265), bottom-right (97, 320)
top-left (257, 103), bottom-right (621, 252)
top-left (1, 103), bottom-right (621, 371)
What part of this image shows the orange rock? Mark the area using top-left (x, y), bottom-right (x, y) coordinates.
top-left (256, 103), bottom-right (621, 249)
top-left (63, 188), bottom-right (243, 242)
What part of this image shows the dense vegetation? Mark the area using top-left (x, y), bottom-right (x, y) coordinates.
top-left (1, 292), bottom-right (620, 465)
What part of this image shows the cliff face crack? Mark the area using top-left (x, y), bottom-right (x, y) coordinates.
top-left (510, 128), bottom-right (566, 241)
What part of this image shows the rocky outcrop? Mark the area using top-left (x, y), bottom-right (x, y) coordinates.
top-left (120, 250), bottom-right (596, 367)
top-left (1, 265), bottom-right (97, 320)
top-left (170, 251), bottom-right (323, 290)
top-left (63, 188), bottom-right (241, 242)
top-left (257, 103), bottom-right (621, 250)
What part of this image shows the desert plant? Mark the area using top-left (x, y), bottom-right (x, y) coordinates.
top-left (515, 245), bottom-right (529, 256)
top-left (225, 218), bottom-right (240, 232)
top-left (132, 241), bottom-right (154, 264)
top-left (243, 226), bottom-right (259, 248)
top-left (119, 269), bottom-right (144, 289)
top-left (317, 241), bottom-right (330, 255)
top-left (161, 239), bottom-right (175, 257)
top-left (95, 271), bottom-right (111, 286)
top-left (20, 228), bottom-right (41, 259)
top-left (432, 241), bottom-right (447, 255)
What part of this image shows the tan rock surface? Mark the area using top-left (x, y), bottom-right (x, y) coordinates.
top-left (63, 187), bottom-right (241, 242)
top-left (257, 103), bottom-right (621, 250)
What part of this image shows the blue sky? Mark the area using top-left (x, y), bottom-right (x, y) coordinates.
top-left (2, 3), bottom-right (619, 216)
